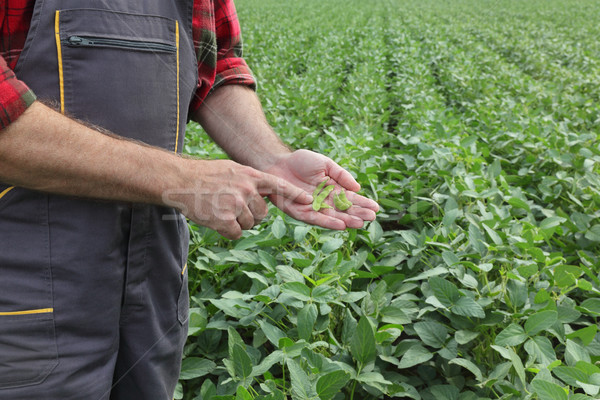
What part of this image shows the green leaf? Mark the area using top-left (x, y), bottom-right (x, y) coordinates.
top-left (524, 336), bottom-right (557, 366)
top-left (517, 263), bottom-right (538, 278)
top-left (258, 320), bottom-right (286, 348)
top-left (405, 266), bottom-right (448, 282)
top-left (449, 358), bottom-right (483, 381)
top-left (253, 350), bottom-right (284, 376)
top-left (312, 285), bottom-right (337, 303)
top-left (276, 265), bottom-right (305, 283)
top-left (553, 366), bottom-right (589, 387)
top-left (507, 279), bottom-right (528, 308)
top-left (525, 310), bottom-right (558, 335)
top-left (236, 386), bottom-right (253, 400)
top-left (580, 298), bottom-right (600, 316)
top-left (413, 321), bottom-right (448, 348)
top-left (228, 326), bottom-right (246, 358)
top-left (398, 344), bottom-right (433, 369)
top-left (322, 237), bottom-right (344, 253)
top-left (294, 225), bottom-right (312, 242)
top-left (287, 358), bottom-right (313, 400)
top-left (281, 282), bottom-right (312, 301)
top-left (455, 330), bottom-right (479, 345)
top-left (242, 271), bottom-right (269, 287)
top-left (492, 345), bottom-right (526, 384)
top-left (367, 220), bottom-right (383, 243)
top-left (271, 216), bottom-right (287, 239)
top-left (483, 224), bottom-right (503, 245)
top-left (297, 303), bottom-right (318, 341)
top-left (554, 265), bottom-right (581, 288)
top-left (508, 348), bottom-right (527, 385)
top-left (535, 289), bottom-right (551, 304)
top-left (356, 371), bottom-right (393, 386)
top-left (173, 382), bottom-right (183, 400)
top-left (179, 357), bottom-right (216, 380)
top-left (495, 323), bottom-right (527, 346)
top-left (579, 380), bottom-right (600, 397)
top-left (451, 296), bottom-right (485, 318)
top-left (508, 196), bottom-right (531, 212)
top-left (531, 379), bottom-right (568, 400)
top-left (566, 325), bottom-right (598, 346)
top-left (584, 224), bottom-right (600, 242)
top-left (350, 317), bottom-right (376, 366)
top-left (341, 309), bottom-right (358, 345)
top-left (429, 385), bottom-right (459, 400)
top-left (188, 307), bottom-right (208, 336)
top-left (380, 305), bottom-right (412, 324)
top-left (379, 198), bottom-right (404, 210)
top-left (316, 370), bottom-right (350, 400)
top-left (233, 344), bottom-right (253, 382)
top-left (570, 395), bottom-right (595, 400)
top-left (566, 339), bottom-right (591, 365)
top-left (200, 380), bottom-right (217, 400)
top-left (441, 251), bottom-right (460, 267)
top-left (443, 208), bottom-right (461, 226)
top-left (210, 299), bottom-right (251, 319)
top-left (429, 276), bottom-right (460, 307)
top-left (575, 361), bottom-right (600, 375)
top-left (539, 216), bottom-right (565, 230)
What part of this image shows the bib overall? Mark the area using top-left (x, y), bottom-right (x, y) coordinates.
top-left (0, 1), bottom-right (198, 398)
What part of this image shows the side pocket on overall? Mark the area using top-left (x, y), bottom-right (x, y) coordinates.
top-left (177, 214), bottom-right (190, 326)
top-left (0, 186), bottom-right (58, 389)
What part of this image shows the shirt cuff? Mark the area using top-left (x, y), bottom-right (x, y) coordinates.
top-left (189, 59), bottom-right (256, 114)
top-left (0, 58), bottom-right (36, 129)
top-left (212, 58), bottom-right (256, 92)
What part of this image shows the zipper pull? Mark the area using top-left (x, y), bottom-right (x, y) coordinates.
top-left (67, 36), bottom-right (90, 46)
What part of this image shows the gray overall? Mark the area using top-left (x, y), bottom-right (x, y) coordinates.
top-left (0, 1), bottom-right (198, 399)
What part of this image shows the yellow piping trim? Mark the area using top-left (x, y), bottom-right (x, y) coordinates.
top-left (174, 21), bottom-right (180, 153)
top-left (55, 11), bottom-right (65, 114)
top-left (181, 263), bottom-right (187, 276)
top-left (0, 186), bottom-right (15, 200)
top-left (0, 308), bottom-right (54, 316)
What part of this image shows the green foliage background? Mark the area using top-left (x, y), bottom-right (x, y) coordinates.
top-left (178, 0), bottom-right (600, 399)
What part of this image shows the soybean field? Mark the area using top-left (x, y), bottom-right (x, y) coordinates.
top-left (178, 0), bottom-right (600, 399)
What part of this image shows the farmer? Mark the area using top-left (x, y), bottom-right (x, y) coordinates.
top-left (0, 1), bottom-right (378, 399)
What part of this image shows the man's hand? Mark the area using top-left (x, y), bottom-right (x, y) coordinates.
top-left (164, 159), bottom-right (312, 239)
top-left (265, 149), bottom-right (379, 230)
top-left (193, 85), bottom-right (378, 232)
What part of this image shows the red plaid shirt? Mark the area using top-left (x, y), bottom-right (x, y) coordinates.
top-left (0, 0), bottom-right (255, 129)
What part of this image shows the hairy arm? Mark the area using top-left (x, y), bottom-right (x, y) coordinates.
top-left (0, 101), bottom-right (310, 238)
top-left (0, 102), bottom-right (186, 204)
top-left (191, 85), bottom-right (291, 171)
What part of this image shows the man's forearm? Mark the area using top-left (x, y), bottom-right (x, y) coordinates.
top-left (0, 100), bottom-right (312, 239)
top-left (191, 85), bottom-right (291, 171)
top-left (0, 101), bottom-right (186, 205)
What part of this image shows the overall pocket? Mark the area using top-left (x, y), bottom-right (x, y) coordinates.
top-left (0, 186), bottom-right (58, 389)
top-left (176, 213), bottom-right (190, 325)
top-left (56, 9), bottom-right (180, 151)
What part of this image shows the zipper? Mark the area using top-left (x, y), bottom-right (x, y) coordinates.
top-left (65, 35), bottom-right (176, 53)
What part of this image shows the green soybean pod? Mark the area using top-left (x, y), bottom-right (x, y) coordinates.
top-left (312, 185), bottom-right (335, 211)
top-left (334, 190), bottom-right (352, 211)
top-left (312, 178), bottom-right (330, 199)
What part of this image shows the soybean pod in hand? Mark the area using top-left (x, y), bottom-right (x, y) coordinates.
top-left (312, 184), bottom-right (335, 211)
top-left (333, 189), bottom-right (352, 211)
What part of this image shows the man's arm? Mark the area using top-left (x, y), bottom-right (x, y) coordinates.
top-left (0, 101), bottom-right (311, 239)
top-left (192, 85), bottom-right (290, 171)
top-left (192, 85), bottom-right (379, 230)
